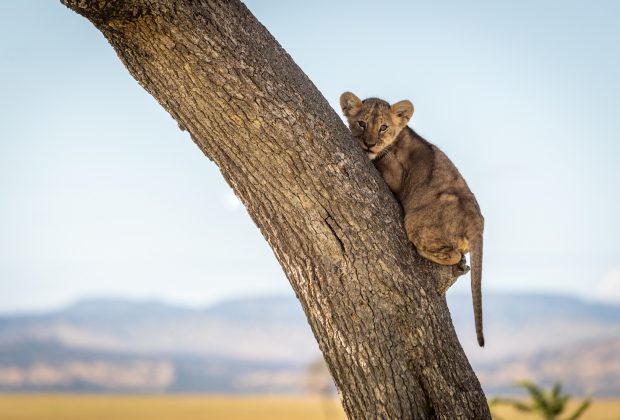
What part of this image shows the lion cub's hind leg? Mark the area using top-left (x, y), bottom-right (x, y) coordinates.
top-left (406, 220), bottom-right (469, 289)
top-left (416, 244), bottom-right (462, 266)
top-left (416, 244), bottom-right (469, 295)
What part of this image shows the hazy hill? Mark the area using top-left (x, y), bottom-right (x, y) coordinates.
top-left (0, 296), bottom-right (318, 363)
top-left (447, 293), bottom-right (620, 365)
top-left (0, 293), bottom-right (618, 395)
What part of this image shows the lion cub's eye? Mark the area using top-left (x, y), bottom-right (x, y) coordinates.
top-left (357, 121), bottom-right (366, 129)
top-left (379, 124), bottom-right (388, 133)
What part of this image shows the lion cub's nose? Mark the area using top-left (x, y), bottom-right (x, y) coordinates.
top-left (364, 139), bottom-right (377, 147)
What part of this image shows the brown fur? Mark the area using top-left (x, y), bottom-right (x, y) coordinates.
top-left (340, 92), bottom-right (485, 347)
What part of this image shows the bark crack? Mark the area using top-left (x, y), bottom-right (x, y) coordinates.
top-left (324, 214), bottom-right (345, 253)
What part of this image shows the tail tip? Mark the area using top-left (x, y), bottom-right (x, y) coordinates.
top-left (477, 335), bottom-right (485, 347)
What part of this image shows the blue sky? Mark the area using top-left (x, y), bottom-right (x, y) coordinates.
top-left (1, 1), bottom-right (619, 313)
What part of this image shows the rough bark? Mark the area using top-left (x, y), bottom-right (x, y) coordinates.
top-left (60, 1), bottom-right (490, 418)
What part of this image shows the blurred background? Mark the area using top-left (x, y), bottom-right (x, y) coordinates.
top-left (1, 0), bottom-right (619, 418)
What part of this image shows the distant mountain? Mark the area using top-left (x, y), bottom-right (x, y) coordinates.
top-left (0, 295), bottom-right (319, 363)
top-left (0, 340), bottom-right (301, 393)
top-left (0, 293), bottom-right (618, 395)
top-left (478, 337), bottom-right (620, 396)
top-left (446, 292), bottom-right (620, 365)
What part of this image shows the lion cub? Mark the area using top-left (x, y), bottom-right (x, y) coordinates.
top-left (340, 92), bottom-right (485, 346)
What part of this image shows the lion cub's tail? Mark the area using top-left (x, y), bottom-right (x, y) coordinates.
top-left (470, 234), bottom-right (484, 347)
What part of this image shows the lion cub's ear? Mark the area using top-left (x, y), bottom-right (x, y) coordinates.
top-left (340, 92), bottom-right (362, 118)
top-left (391, 100), bottom-right (414, 127)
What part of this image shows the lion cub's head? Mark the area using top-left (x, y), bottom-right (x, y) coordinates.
top-left (340, 92), bottom-right (414, 159)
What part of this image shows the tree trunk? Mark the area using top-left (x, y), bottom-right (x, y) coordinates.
top-left (60, 1), bottom-right (490, 418)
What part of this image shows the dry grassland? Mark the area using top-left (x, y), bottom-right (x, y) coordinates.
top-left (0, 395), bottom-right (618, 419)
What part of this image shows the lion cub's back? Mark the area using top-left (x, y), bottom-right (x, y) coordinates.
top-left (404, 144), bottom-right (483, 239)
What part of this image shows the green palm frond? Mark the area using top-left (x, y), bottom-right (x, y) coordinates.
top-left (490, 381), bottom-right (592, 420)
top-left (547, 382), bottom-right (567, 415)
top-left (550, 382), bottom-right (562, 400)
top-left (490, 397), bottom-right (532, 412)
top-left (564, 394), bottom-right (592, 420)
top-left (515, 381), bottom-right (551, 414)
